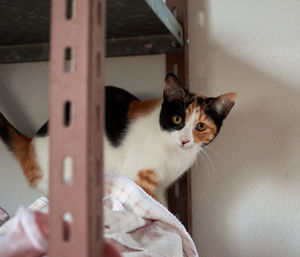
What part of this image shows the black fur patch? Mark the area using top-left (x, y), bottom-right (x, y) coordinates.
top-left (0, 113), bottom-right (13, 151)
top-left (184, 98), bottom-right (195, 109)
top-left (205, 97), bottom-right (213, 104)
top-left (33, 87), bottom-right (138, 147)
top-left (159, 100), bottom-right (186, 131)
top-left (204, 96), bottom-right (235, 134)
top-left (204, 106), bottom-right (223, 134)
top-left (105, 86), bottom-right (139, 147)
top-left (204, 97), bottom-right (225, 134)
top-left (36, 122), bottom-right (48, 137)
top-left (184, 88), bottom-right (192, 96)
top-left (196, 97), bottom-right (204, 106)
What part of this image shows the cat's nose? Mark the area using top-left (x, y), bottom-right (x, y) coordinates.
top-left (181, 139), bottom-right (190, 145)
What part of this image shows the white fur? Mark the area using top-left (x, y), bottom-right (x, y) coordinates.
top-left (33, 104), bottom-right (202, 204)
top-left (33, 137), bottom-right (74, 194)
top-left (105, 104), bottom-right (202, 202)
top-left (33, 136), bottom-right (49, 194)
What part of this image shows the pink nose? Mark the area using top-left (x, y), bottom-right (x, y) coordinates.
top-left (181, 139), bottom-right (190, 145)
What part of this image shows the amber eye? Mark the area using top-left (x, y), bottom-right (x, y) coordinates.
top-left (172, 115), bottom-right (183, 125)
top-left (196, 122), bottom-right (207, 131)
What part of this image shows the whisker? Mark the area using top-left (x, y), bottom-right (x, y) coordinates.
top-left (197, 150), bottom-right (210, 178)
top-left (204, 145), bottom-right (224, 161)
top-left (201, 148), bottom-right (215, 175)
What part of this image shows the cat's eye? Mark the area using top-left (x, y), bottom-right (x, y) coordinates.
top-left (196, 122), bottom-right (207, 131)
top-left (172, 115), bottom-right (182, 125)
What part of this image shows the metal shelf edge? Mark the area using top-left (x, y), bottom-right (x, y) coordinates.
top-left (0, 36), bottom-right (183, 64)
top-left (145, 0), bottom-right (184, 46)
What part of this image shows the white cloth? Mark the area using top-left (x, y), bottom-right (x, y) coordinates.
top-left (103, 173), bottom-right (198, 257)
top-left (0, 174), bottom-right (198, 257)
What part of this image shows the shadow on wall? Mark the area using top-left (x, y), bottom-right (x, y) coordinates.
top-left (0, 83), bottom-right (35, 136)
top-left (0, 63), bottom-right (49, 136)
top-left (193, 49), bottom-right (300, 257)
top-left (190, 1), bottom-right (300, 257)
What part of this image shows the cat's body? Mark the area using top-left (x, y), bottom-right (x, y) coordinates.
top-left (104, 97), bottom-right (199, 201)
top-left (0, 73), bottom-right (236, 205)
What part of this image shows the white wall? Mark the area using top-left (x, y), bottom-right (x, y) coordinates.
top-left (0, 55), bottom-right (165, 216)
top-left (190, 0), bottom-right (300, 256)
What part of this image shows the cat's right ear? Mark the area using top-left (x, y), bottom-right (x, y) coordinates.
top-left (206, 93), bottom-right (236, 120)
top-left (164, 73), bottom-right (185, 102)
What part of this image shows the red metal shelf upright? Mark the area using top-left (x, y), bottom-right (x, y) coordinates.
top-left (49, 0), bottom-right (106, 256)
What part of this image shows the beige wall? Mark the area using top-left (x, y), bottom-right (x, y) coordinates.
top-left (190, 0), bottom-right (300, 256)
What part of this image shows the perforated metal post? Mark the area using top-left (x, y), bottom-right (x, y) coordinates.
top-left (166, 0), bottom-right (192, 234)
top-left (49, 0), bottom-right (105, 256)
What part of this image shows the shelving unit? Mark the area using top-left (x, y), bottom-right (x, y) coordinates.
top-left (0, 0), bottom-right (183, 63)
top-left (0, 0), bottom-right (190, 255)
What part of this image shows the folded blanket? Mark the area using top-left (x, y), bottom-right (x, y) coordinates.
top-left (0, 207), bottom-right (123, 257)
top-left (0, 173), bottom-right (198, 257)
top-left (0, 197), bottom-right (48, 236)
top-left (104, 173), bottom-right (198, 257)
top-left (0, 207), bottom-right (48, 257)
top-left (0, 207), bottom-right (9, 227)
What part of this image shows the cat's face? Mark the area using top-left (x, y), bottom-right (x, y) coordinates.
top-left (160, 73), bottom-right (236, 151)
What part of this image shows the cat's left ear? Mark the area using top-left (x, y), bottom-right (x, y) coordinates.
top-left (208, 92), bottom-right (237, 120)
top-left (164, 73), bottom-right (186, 102)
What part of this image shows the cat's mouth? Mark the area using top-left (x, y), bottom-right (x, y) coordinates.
top-left (179, 144), bottom-right (193, 150)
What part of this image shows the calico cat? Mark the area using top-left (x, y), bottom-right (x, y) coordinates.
top-left (0, 73), bottom-right (236, 205)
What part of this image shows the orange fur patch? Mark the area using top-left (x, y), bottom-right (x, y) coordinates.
top-left (128, 99), bottom-right (161, 119)
top-left (184, 93), bottom-right (207, 122)
top-left (220, 92), bottom-right (236, 102)
top-left (184, 94), bottom-right (218, 145)
top-left (11, 131), bottom-right (42, 188)
top-left (185, 98), bottom-right (197, 122)
top-left (135, 169), bottom-right (158, 198)
top-left (192, 116), bottom-right (217, 144)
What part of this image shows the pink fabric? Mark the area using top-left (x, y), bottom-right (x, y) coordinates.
top-left (0, 207), bottom-right (9, 227)
top-left (0, 173), bottom-right (198, 257)
top-left (103, 173), bottom-right (199, 257)
top-left (0, 208), bottom-right (121, 257)
top-left (0, 207), bottom-right (48, 257)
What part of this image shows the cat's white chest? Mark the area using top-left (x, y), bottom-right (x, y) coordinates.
top-left (104, 107), bottom-right (198, 188)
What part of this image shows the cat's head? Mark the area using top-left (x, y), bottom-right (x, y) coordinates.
top-left (160, 73), bottom-right (236, 151)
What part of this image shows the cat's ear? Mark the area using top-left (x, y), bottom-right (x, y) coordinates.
top-left (207, 92), bottom-right (236, 120)
top-left (164, 73), bottom-right (186, 102)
